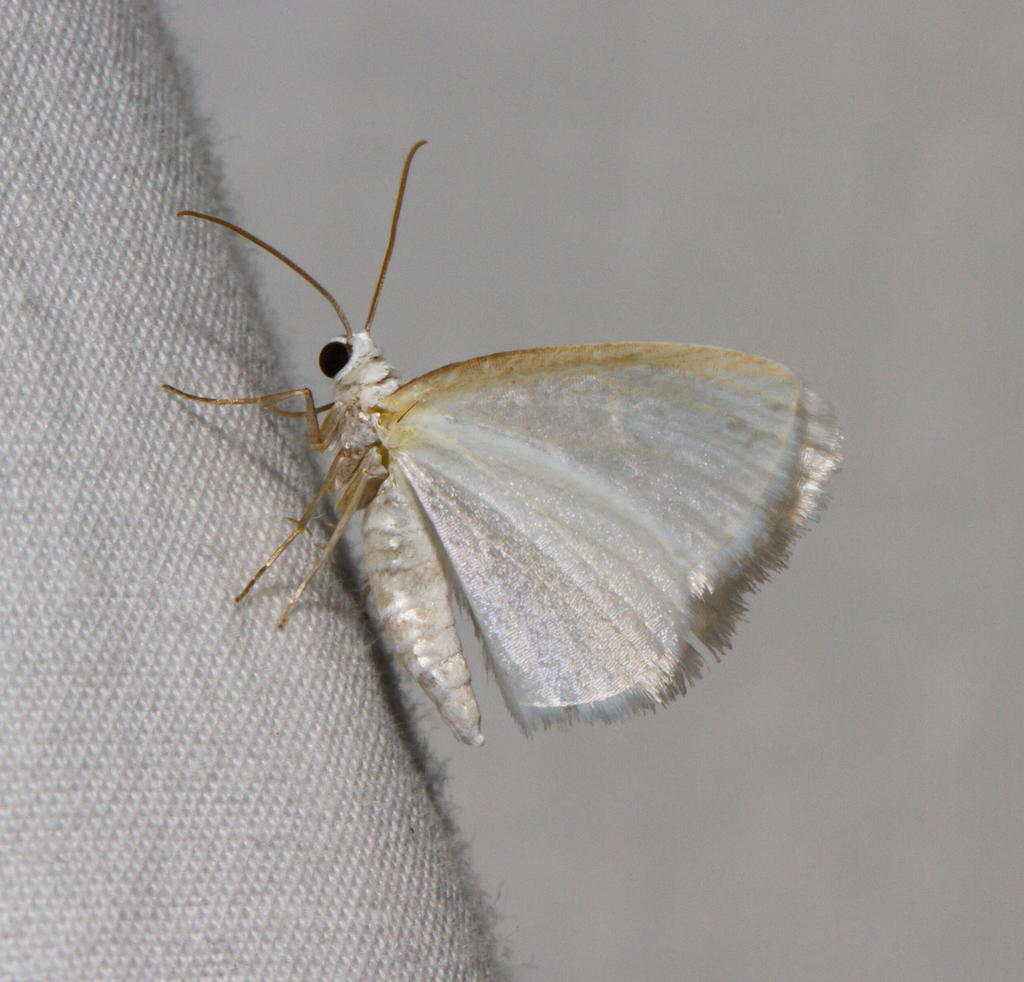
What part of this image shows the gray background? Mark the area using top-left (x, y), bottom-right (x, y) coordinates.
top-left (159, 3), bottom-right (1022, 980)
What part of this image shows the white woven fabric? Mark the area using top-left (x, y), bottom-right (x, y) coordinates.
top-left (0, 2), bottom-right (500, 978)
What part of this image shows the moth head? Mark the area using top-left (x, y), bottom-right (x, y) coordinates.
top-left (318, 336), bottom-right (352, 378)
top-left (321, 330), bottom-right (390, 387)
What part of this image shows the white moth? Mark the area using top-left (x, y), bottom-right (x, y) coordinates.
top-left (166, 143), bottom-right (841, 746)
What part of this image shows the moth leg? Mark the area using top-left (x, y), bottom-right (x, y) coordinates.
top-left (263, 400), bottom-right (336, 451)
top-left (277, 461), bottom-right (373, 629)
top-left (285, 517), bottom-right (315, 542)
top-left (162, 384), bottom-right (334, 450)
top-left (235, 449), bottom-right (351, 602)
top-left (284, 516), bottom-right (337, 553)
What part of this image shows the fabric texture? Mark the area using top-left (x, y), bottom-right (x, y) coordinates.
top-left (0, 2), bottom-right (501, 978)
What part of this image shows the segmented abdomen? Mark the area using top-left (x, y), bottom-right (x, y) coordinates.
top-left (361, 473), bottom-right (483, 745)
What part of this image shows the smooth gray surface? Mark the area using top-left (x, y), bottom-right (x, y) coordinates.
top-left (156, 3), bottom-right (1023, 979)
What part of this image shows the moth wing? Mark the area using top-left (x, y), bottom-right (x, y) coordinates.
top-left (377, 343), bottom-right (840, 733)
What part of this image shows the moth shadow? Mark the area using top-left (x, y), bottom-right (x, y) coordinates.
top-left (164, 397), bottom-right (320, 503)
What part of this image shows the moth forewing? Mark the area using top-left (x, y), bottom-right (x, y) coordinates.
top-left (375, 344), bottom-right (840, 734)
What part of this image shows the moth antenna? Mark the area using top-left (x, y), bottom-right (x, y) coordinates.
top-left (364, 140), bottom-right (427, 334)
top-left (176, 210), bottom-right (354, 340)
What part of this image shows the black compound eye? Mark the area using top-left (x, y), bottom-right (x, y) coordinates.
top-left (318, 339), bottom-right (351, 378)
